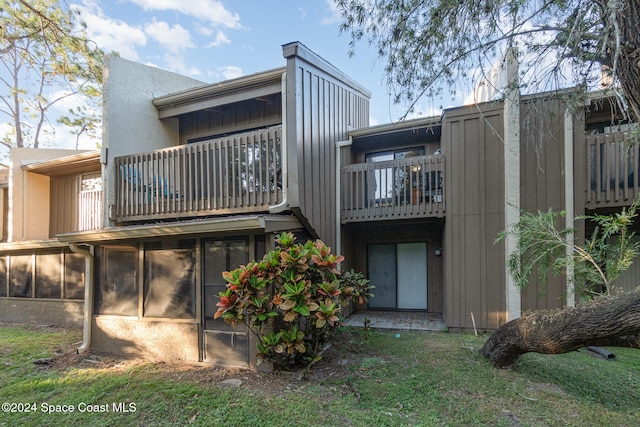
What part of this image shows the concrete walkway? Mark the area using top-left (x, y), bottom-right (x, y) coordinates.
top-left (344, 311), bottom-right (446, 331)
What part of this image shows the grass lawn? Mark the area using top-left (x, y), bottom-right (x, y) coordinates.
top-left (1, 323), bottom-right (639, 426)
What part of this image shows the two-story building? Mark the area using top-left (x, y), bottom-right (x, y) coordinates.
top-left (0, 148), bottom-right (101, 327)
top-left (0, 41), bottom-right (636, 369)
top-left (59, 42), bottom-right (368, 369)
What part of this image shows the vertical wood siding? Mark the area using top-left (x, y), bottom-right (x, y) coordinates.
top-left (179, 96), bottom-right (282, 144)
top-left (518, 97), bottom-right (586, 310)
top-left (49, 175), bottom-right (81, 237)
top-left (442, 104), bottom-right (505, 330)
top-left (519, 98), bottom-right (569, 311)
top-left (285, 44), bottom-right (370, 249)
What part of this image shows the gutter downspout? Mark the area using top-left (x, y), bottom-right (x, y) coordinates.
top-left (269, 71), bottom-right (289, 213)
top-left (335, 137), bottom-right (353, 259)
top-left (69, 243), bottom-right (94, 353)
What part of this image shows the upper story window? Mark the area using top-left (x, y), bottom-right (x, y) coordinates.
top-left (81, 172), bottom-right (102, 192)
top-left (365, 147), bottom-right (426, 163)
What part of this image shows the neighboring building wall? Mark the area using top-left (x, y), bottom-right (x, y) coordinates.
top-left (0, 299), bottom-right (83, 327)
top-left (49, 175), bottom-right (81, 237)
top-left (0, 246), bottom-right (86, 326)
top-left (102, 56), bottom-right (206, 227)
top-left (0, 187), bottom-right (6, 242)
top-left (9, 148), bottom-right (87, 242)
top-left (442, 103), bottom-right (506, 330)
top-left (0, 168), bottom-right (7, 242)
top-left (284, 42), bottom-right (371, 250)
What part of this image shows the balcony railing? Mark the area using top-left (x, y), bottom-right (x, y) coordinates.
top-left (341, 154), bottom-right (445, 223)
top-left (112, 126), bottom-right (282, 222)
top-left (78, 189), bottom-right (102, 231)
top-left (587, 130), bottom-right (640, 209)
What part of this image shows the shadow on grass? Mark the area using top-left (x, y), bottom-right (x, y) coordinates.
top-left (514, 348), bottom-right (640, 412)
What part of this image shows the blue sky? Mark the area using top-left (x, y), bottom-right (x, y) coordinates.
top-left (3, 0), bottom-right (476, 152)
top-left (70, 0), bottom-right (471, 147)
top-left (4, 1), bottom-right (596, 152)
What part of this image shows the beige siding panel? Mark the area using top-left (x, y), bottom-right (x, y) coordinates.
top-left (443, 104), bottom-right (505, 330)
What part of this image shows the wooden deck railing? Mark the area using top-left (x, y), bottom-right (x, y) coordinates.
top-left (586, 130), bottom-right (639, 209)
top-left (78, 189), bottom-right (102, 231)
top-left (112, 126), bottom-right (282, 222)
top-left (341, 154), bottom-right (445, 223)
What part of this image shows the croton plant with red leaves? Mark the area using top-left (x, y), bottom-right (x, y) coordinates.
top-left (215, 232), bottom-right (372, 369)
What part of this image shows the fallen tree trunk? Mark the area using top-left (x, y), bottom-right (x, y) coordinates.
top-left (480, 289), bottom-right (640, 368)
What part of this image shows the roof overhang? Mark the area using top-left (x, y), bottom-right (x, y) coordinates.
top-left (153, 67), bottom-right (286, 119)
top-left (56, 214), bottom-right (303, 244)
top-left (22, 151), bottom-right (101, 176)
top-left (348, 115), bottom-right (442, 139)
top-left (0, 240), bottom-right (69, 252)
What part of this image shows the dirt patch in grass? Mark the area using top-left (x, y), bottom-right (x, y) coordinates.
top-left (45, 327), bottom-right (370, 398)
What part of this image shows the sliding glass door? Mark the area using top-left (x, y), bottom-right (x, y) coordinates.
top-left (367, 242), bottom-right (428, 310)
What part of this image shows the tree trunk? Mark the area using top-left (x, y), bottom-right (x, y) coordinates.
top-left (480, 289), bottom-right (640, 368)
top-left (609, 0), bottom-right (640, 122)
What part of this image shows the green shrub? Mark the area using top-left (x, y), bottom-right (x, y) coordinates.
top-left (215, 232), bottom-right (372, 370)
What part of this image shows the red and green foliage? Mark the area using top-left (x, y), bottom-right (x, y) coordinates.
top-left (215, 232), bottom-right (372, 369)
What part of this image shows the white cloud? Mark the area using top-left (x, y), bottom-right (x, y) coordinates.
top-left (198, 26), bottom-right (213, 36)
top-left (140, 20), bottom-right (201, 75)
top-left (50, 120), bottom-right (101, 150)
top-left (206, 31), bottom-right (231, 48)
top-left (127, 0), bottom-right (242, 29)
top-left (145, 20), bottom-right (193, 54)
top-left (162, 52), bottom-right (201, 77)
top-left (72, 3), bottom-right (147, 60)
top-left (321, 0), bottom-right (341, 25)
top-left (218, 66), bottom-right (243, 80)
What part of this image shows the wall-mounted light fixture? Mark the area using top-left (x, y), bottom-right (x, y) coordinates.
top-left (434, 248), bottom-right (442, 256)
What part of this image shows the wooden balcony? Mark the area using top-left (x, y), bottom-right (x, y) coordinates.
top-left (586, 130), bottom-right (640, 209)
top-left (112, 126), bottom-right (282, 222)
top-left (79, 189), bottom-right (102, 231)
top-left (341, 154), bottom-right (445, 223)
